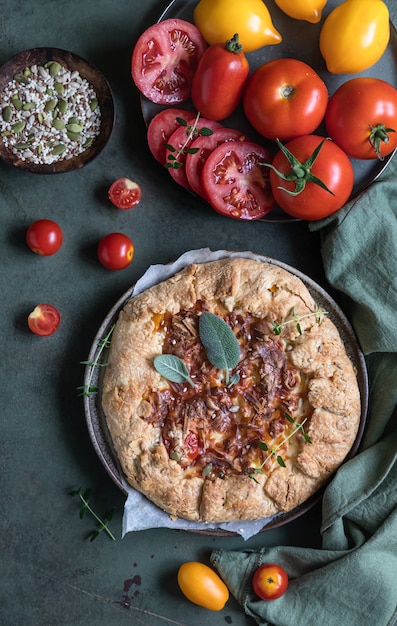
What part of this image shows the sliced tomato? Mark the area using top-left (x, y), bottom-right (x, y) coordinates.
top-left (108, 178), bottom-right (141, 210)
top-left (147, 108), bottom-right (193, 163)
top-left (201, 141), bottom-right (275, 220)
top-left (165, 117), bottom-right (221, 190)
top-left (185, 127), bottom-right (249, 197)
top-left (184, 431), bottom-right (200, 460)
top-left (131, 19), bottom-right (207, 104)
top-left (28, 304), bottom-right (61, 336)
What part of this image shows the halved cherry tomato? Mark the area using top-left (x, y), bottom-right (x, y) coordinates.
top-left (108, 178), bottom-right (141, 209)
top-left (201, 140), bottom-right (275, 220)
top-left (243, 58), bottom-right (328, 142)
top-left (177, 562), bottom-right (229, 610)
top-left (131, 19), bottom-right (207, 104)
top-left (252, 563), bottom-right (289, 600)
top-left (267, 135), bottom-right (354, 220)
top-left (184, 431), bottom-right (200, 460)
top-left (325, 78), bottom-right (397, 160)
top-left (185, 127), bottom-right (248, 196)
top-left (26, 219), bottom-right (63, 256)
top-left (147, 108), bottom-right (193, 164)
top-left (191, 34), bottom-right (249, 121)
top-left (28, 304), bottom-right (61, 336)
top-left (165, 117), bottom-right (221, 190)
top-left (97, 233), bottom-right (134, 270)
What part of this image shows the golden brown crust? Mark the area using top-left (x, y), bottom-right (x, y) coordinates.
top-left (101, 258), bottom-right (361, 523)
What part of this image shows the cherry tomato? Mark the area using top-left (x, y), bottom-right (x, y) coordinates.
top-left (177, 562), bottom-right (229, 611)
top-left (97, 233), bottom-right (134, 270)
top-left (147, 108), bottom-right (193, 164)
top-left (201, 140), bottom-right (275, 220)
top-left (252, 563), bottom-right (289, 601)
top-left (268, 135), bottom-right (354, 221)
top-left (184, 431), bottom-right (200, 460)
top-left (165, 117), bottom-right (221, 190)
top-left (28, 304), bottom-right (61, 336)
top-left (185, 127), bottom-right (248, 197)
top-left (108, 178), bottom-right (142, 210)
top-left (325, 78), bottom-right (397, 160)
top-left (191, 34), bottom-right (249, 121)
top-left (26, 219), bottom-right (63, 256)
top-left (243, 58), bottom-right (328, 142)
top-left (131, 19), bottom-right (207, 104)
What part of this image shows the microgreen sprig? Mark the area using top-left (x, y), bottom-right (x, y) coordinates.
top-left (70, 487), bottom-right (116, 541)
top-left (78, 324), bottom-right (115, 397)
top-left (272, 306), bottom-right (328, 336)
top-left (165, 112), bottom-right (213, 169)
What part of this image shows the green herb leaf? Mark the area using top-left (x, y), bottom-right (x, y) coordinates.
top-left (199, 312), bottom-right (240, 384)
top-left (154, 354), bottom-right (195, 387)
top-left (70, 487), bottom-right (116, 541)
top-left (277, 455), bottom-right (286, 467)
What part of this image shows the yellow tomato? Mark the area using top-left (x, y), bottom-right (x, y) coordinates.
top-left (177, 562), bottom-right (229, 611)
top-left (274, 0), bottom-right (327, 24)
top-left (319, 0), bottom-right (390, 74)
top-left (193, 0), bottom-right (282, 53)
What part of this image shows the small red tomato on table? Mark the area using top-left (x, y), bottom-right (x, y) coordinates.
top-left (26, 219), bottom-right (63, 256)
top-left (97, 232), bottom-right (134, 270)
top-left (252, 563), bottom-right (289, 600)
top-left (28, 304), bottom-right (61, 336)
top-left (108, 178), bottom-right (141, 210)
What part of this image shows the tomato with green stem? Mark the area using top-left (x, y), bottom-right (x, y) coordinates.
top-left (97, 233), bottom-right (134, 270)
top-left (252, 563), bottom-right (289, 600)
top-left (28, 304), bottom-right (61, 336)
top-left (108, 178), bottom-right (141, 210)
top-left (26, 219), bottom-right (63, 256)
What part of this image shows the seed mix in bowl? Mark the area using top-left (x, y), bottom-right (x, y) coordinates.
top-left (0, 60), bottom-right (101, 165)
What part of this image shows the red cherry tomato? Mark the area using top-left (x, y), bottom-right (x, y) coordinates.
top-left (269, 135), bottom-right (354, 220)
top-left (201, 140), bottom-right (275, 220)
top-left (243, 58), bottom-right (328, 141)
top-left (325, 77), bottom-right (397, 160)
top-left (108, 178), bottom-right (142, 210)
top-left (184, 431), bottom-right (200, 460)
top-left (28, 304), bottom-right (61, 336)
top-left (191, 34), bottom-right (249, 121)
top-left (131, 19), bottom-right (207, 104)
top-left (252, 563), bottom-right (289, 601)
top-left (26, 219), bottom-right (63, 256)
top-left (97, 233), bottom-right (134, 270)
top-left (147, 108), bottom-right (193, 164)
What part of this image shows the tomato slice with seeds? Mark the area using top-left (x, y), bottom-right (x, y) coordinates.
top-left (184, 431), bottom-right (200, 460)
top-left (147, 108), bottom-right (193, 164)
top-left (28, 304), bottom-right (61, 336)
top-left (131, 19), bottom-right (207, 104)
top-left (108, 178), bottom-right (141, 210)
top-left (165, 118), bottom-right (221, 190)
top-left (185, 127), bottom-right (249, 197)
top-left (201, 141), bottom-right (275, 220)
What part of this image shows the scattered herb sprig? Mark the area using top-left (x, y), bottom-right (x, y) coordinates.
top-left (70, 487), bottom-right (116, 541)
top-left (78, 324), bottom-right (115, 397)
top-left (272, 306), bottom-right (328, 336)
top-left (165, 112), bottom-right (213, 169)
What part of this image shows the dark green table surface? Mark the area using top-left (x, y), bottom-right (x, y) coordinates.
top-left (0, 1), bottom-right (352, 624)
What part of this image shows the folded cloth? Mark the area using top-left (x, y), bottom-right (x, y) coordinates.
top-left (211, 125), bottom-right (397, 625)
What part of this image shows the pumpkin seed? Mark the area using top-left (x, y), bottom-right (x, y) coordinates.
top-left (58, 98), bottom-right (68, 114)
top-left (54, 82), bottom-right (64, 94)
top-left (13, 72), bottom-right (29, 84)
top-left (14, 142), bottom-right (32, 150)
top-left (82, 137), bottom-right (94, 148)
top-left (22, 102), bottom-right (35, 111)
top-left (37, 112), bottom-right (44, 124)
top-left (52, 143), bottom-right (66, 155)
top-left (66, 130), bottom-right (81, 142)
top-left (1, 130), bottom-right (11, 137)
top-left (11, 96), bottom-right (22, 110)
top-left (90, 98), bottom-right (98, 112)
top-left (23, 67), bottom-right (32, 77)
top-left (2, 106), bottom-right (12, 122)
top-left (66, 122), bottom-right (83, 133)
top-left (49, 61), bottom-right (62, 77)
top-left (44, 98), bottom-right (57, 112)
top-left (11, 121), bottom-right (26, 133)
top-left (52, 118), bottom-right (65, 130)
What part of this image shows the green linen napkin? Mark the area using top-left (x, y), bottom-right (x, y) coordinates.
top-left (210, 120), bottom-right (397, 626)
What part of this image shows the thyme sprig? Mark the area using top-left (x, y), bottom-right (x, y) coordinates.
top-left (78, 324), bottom-right (115, 397)
top-left (165, 112), bottom-right (213, 169)
top-left (245, 414), bottom-right (312, 483)
top-left (272, 306), bottom-right (328, 336)
top-left (70, 487), bottom-right (116, 541)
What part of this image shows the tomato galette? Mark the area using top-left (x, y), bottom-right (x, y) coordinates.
top-left (101, 258), bottom-right (361, 523)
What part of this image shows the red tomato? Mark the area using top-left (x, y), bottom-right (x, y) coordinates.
top-left (147, 108), bottom-right (193, 163)
top-left (201, 140), bottom-right (275, 220)
top-left (165, 117), bottom-right (221, 190)
top-left (191, 34), bottom-right (249, 121)
top-left (243, 58), bottom-right (328, 141)
top-left (184, 431), bottom-right (200, 460)
top-left (252, 563), bottom-right (289, 601)
top-left (97, 233), bottom-right (134, 270)
top-left (268, 135), bottom-right (354, 220)
top-left (185, 127), bottom-right (248, 196)
top-left (108, 178), bottom-right (141, 210)
top-left (325, 78), bottom-right (397, 160)
top-left (26, 219), bottom-right (63, 256)
top-left (131, 19), bottom-right (207, 104)
top-left (28, 304), bottom-right (61, 336)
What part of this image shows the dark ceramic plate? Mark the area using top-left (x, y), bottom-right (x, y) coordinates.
top-left (83, 252), bottom-right (369, 535)
top-left (140, 0), bottom-right (397, 222)
top-left (0, 47), bottom-right (114, 173)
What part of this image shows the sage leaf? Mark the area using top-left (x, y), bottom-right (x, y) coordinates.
top-left (154, 354), bottom-right (194, 387)
top-left (199, 312), bottom-right (240, 382)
